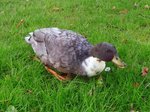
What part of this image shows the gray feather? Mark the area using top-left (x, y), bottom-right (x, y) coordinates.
top-left (25, 27), bottom-right (93, 75)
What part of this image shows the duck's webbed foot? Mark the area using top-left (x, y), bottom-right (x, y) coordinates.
top-left (45, 66), bottom-right (71, 81)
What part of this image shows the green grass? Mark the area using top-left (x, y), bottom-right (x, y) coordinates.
top-left (0, 0), bottom-right (150, 111)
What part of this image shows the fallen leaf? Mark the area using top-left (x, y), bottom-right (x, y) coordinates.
top-left (16, 19), bottom-right (24, 28)
top-left (130, 109), bottom-right (135, 112)
top-left (26, 89), bottom-right (32, 94)
top-left (52, 7), bottom-right (60, 12)
top-left (132, 82), bottom-right (140, 88)
top-left (119, 9), bottom-right (128, 14)
top-left (144, 5), bottom-right (149, 9)
top-left (130, 109), bottom-right (136, 112)
top-left (112, 6), bottom-right (116, 10)
top-left (130, 103), bottom-right (134, 112)
top-left (141, 67), bottom-right (149, 76)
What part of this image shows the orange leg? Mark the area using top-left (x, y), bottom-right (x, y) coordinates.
top-left (45, 66), bottom-right (70, 81)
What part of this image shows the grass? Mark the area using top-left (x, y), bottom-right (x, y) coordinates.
top-left (0, 0), bottom-right (150, 111)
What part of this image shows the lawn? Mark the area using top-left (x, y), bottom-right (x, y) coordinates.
top-left (0, 0), bottom-right (150, 111)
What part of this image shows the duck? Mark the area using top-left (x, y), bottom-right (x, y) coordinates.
top-left (25, 27), bottom-right (126, 81)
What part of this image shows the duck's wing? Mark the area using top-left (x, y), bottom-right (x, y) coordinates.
top-left (25, 28), bottom-right (92, 74)
top-left (44, 28), bottom-right (92, 73)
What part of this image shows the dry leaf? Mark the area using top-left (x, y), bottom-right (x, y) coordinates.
top-left (132, 82), bottom-right (140, 88)
top-left (16, 19), bottom-right (24, 28)
top-left (144, 5), bottom-right (149, 9)
top-left (130, 109), bottom-right (135, 112)
top-left (130, 103), bottom-right (134, 112)
top-left (130, 109), bottom-right (136, 112)
top-left (112, 6), bottom-right (116, 10)
top-left (26, 89), bottom-right (32, 94)
top-left (141, 67), bottom-right (149, 76)
top-left (52, 7), bottom-right (60, 12)
top-left (119, 9), bottom-right (128, 14)
top-left (130, 109), bottom-right (139, 112)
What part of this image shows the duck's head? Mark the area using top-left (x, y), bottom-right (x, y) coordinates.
top-left (91, 42), bottom-right (126, 68)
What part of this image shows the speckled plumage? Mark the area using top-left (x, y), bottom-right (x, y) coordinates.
top-left (25, 28), bottom-right (95, 75)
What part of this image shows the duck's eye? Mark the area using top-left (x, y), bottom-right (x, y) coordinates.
top-left (116, 57), bottom-right (118, 60)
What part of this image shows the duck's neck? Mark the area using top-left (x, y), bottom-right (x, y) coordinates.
top-left (81, 56), bottom-right (106, 77)
top-left (89, 45), bottom-right (99, 57)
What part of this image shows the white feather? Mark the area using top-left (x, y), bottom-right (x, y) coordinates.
top-left (29, 32), bottom-right (33, 36)
top-left (25, 32), bottom-right (33, 44)
top-left (25, 36), bottom-right (31, 43)
top-left (82, 56), bottom-right (106, 77)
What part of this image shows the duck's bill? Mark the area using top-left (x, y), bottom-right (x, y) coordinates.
top-left (112, 56), bottom-right (126, 68)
